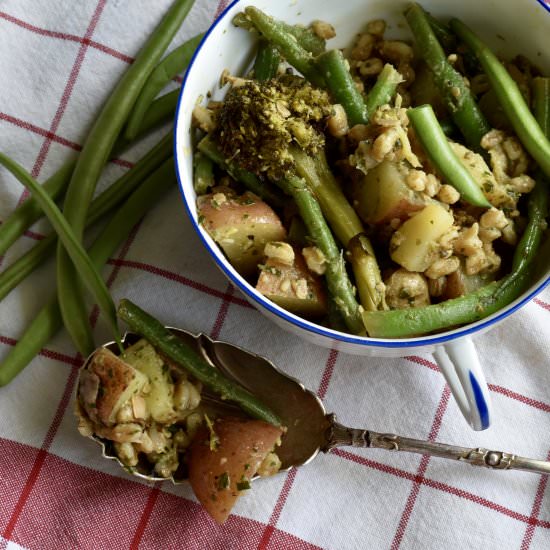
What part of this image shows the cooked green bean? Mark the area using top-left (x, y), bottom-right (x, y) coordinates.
top-left (117, 298), bottom-right (282, 426)
top-left (364, 64), bottom-right (402, 120)
top-left (58, 0), bottom-right (196, 356)
top-left (316, 50), bottom-right (368, 126)
top-left (404, 3), bottom-right (491, 151)
top-left (0, 160), bottom-right (176, 386)
top-left (425, 11), bottom-right (456, 52)
top-left (254, 39), bottom-right (281, 81)
top-left (125, 33), bottom-right (203, 140)
top-left (450, 18), bottom-right (550, 178)
top-left (233, 12), bottom-right (326, 56)
top-left (0, 153), bottom-right (121, 350)
top-left (193, 151), bottom-right (214, 195)
top-left (408, 104), bottom-right (492, 208)
top-left (277, 175), bottom-right (364, 334)
top-left (243, 7), bottom-right (324, 87)
top-left (197, 136), bottom-right (284, 208)
top-left (0, 133), bottom-right (173, 301)
top-left (0, 161), bottom-right (75, 257)
top-left (533, 78), bottom-right (550, 140)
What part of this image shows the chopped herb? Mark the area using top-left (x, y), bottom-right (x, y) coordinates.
top-left (236, 479), bottom-right (251, 491)
top-left (217, 472), bottom-right (230, 490)
top-left (204, 414), bottom-right (220, 451)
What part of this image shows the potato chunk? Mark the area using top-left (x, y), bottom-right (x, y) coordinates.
top-left (390, 203), bottom-right (454, 272)
top-left (256, 249), bottom-right (327, 317)
top-left (188, 417), bottom-right (284, 524)
top-left (351, 160), bottom-right (429, 225)
top-left (197, 190), bottom-right (286, 276)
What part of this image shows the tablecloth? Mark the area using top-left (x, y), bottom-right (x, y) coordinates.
top-left (1, 1), bottom-right (550, 548)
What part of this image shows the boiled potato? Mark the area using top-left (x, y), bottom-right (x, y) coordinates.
top-left (198, 189), bottom-right (286, 276)
top-left (390, 203), bottom-right (454, 272)
top-left (351, 160), bottom-right (429, 225)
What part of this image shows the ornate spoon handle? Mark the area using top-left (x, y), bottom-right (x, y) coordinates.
top-left (325, 419), bottom-right (550, 475)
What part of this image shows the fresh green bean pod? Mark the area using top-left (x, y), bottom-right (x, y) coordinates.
top-left (0, 153), bottom-right (121, 350)
top-left (450, 18), bottom-right (550, 178)
top-left (277, 175), bottom-right (364, 334)
top-left (243, 7), bottom-right (324, 87)
top-left (254, 39), bottom-right (281, 81)
top-left (58, 0), bottom-right (196, 357)
top-left (125, 33), bottom-right (204, 140)
top-left (133, 88), bottom-right (180, 137)
top-left (404, 4), bottom-right (491, 151)
top-left (0, 134), bottom-right (173, 301)
top-left (0, 160), bottom-right (176, 386)
top-left (316, 49), bottom-right (368, 126)
top-left (117, 298), bottom-right (282, 426)
top-left (0, 161), bottom-right (75, 257)
top-left (364, 64), bottom-right (402, 120)
top-left (408, 104), bottom-right (492, 208)
top-left (197, 136), bottom-right (284, 208)
top-left (233, 12), bottom-right (326, 56)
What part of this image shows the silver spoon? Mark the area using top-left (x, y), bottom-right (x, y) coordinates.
top-left (78, 327), bottom-right (550, 482)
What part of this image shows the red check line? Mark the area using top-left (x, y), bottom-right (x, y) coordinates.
top-left (0, 112), bottom-right (133, 170)
top-left (0, 11), bottom-right (133, 64)
top-left (332, 448), bottom-right (550, 530)
top-left (106, 258), bottom-right (253, 309)
top-left (258, 347), bottom-right (340, 549)
top-left (534, 298), bottom-right (550, 312)
top-left (520, 451), bottom-right (550, 549)
top-left (129, 485), bottom-right (160, 550)
top-left (391, 386), bottom-right (451, 549)
top-left (210, 283), bottom-right (235, 340)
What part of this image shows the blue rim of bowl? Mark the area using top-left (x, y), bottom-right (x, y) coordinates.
top-left (174, 0), bottom-right (550, 349)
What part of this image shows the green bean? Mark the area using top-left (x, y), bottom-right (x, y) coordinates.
top-left (316, 49), bottom-right (368, 126)
top-left (0, 153), bottom-right (121, 350)
top-left (58, 0), bottom-right (196, 356)
top-left (117, 298), bottom-right (282, 426)
top-left (425, 11), bottom-right (456, 52)
top-left (193, 151), bottom-right (214, 195)
top-left (233, 12), bottom-right (326, 56)
top-left (0, 133), bottom-right (173, 301)
top-left (197, 136), bottom-right (284, 208)
top-left (364, 64), bottom-right (402, 120)
top-left (0, 161), bottom-right (75, 257)
top-left (125, 33), bottom-right (203, 140)
top-left (450, 18), bottom-right (550, 178)
top-left (0, 160), bottom-right (176, 386)
top-left (533, 78), bottom-right (550, 140)
top-left (276, 175), bottom-right (364, 334)
top-left (254, 39), bottom-right (281, 82)
top-left (408, 105), bottom-right (492, 208)
top-left (361, 274), bottom-right (532, 338)
top-left (243, 7), bottom-right (324, 87)
top-left (404, 3), bottom-right (491, 151)
top-left (136, 88), bottom-right (180, 136)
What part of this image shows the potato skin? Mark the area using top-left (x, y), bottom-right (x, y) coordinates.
top-left (188, 417), bottom-right (283, 524)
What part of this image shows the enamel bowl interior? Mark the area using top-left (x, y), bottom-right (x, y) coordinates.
top-left (174, 0), bottom-right (550, 355)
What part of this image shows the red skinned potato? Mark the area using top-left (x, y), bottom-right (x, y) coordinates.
top-left (197, 189), bottom-right (286, 276)
top-left (188, 417), bottom-right (284, 524)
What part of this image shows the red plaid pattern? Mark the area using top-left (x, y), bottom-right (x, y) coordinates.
top-left (1, 1), bottom-right (550, 549)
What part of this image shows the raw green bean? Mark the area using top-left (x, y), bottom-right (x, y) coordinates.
top-left (117, 298), bottom-right (282, 426)
top-left (136, 88), bottom-right (180, 136)
top-left (316, 49), bottom-right (368, 126)
top-left (276, 175), bottom-right (364, 334)
top-left (404, 3), bottom-right (491, 151)
top-left (408, 105), bottom-right (492, 208)
top-left (0, 133), bottom-right (173, 301)
top-left (0, 161), bottom-right (75, 257)
top-left (254, 39), bottom-right (281, 81)
top-left (0, 153), bottom-right (121, 350)
top-left (364, 64), bottom-right (402, 120)
top-left (193, 151), bottom-right (214, 195)
top-left (361, 274), bottom-right (531, 338)
top-left (58, 0), bottom-right (196, 356)
top-left (450, 18), bottom-right (550, 178)
top-left (197, 136), bottom-right (284, 208)
top-left (243, 7), bottom-right (324, 87)
top-left (0, 160), bottom-right (176, 386)
top-left (533, 78), bottom-right (550, 140)
top-left (233, 12), bottom-right (326, 56)
top-left (125, 33), bottom-right (203, 140)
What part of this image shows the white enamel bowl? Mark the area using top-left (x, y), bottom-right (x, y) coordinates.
top-left (175, 0), bottom-right (550, 431)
